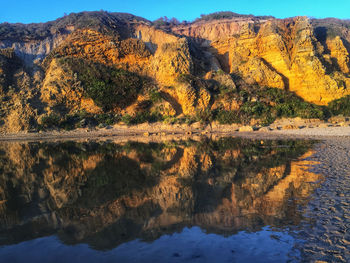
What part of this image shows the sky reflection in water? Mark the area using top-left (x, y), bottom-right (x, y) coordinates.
top-left (1, 226), bottom-right (298, 263)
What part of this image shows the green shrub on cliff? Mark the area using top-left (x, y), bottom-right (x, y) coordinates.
top-left (95, 113), bottom-right (120, 125)
top-left (40, 113), bottom-right (60, 129)
top-left (121, 112), bottom-right (163, 126)
top-left (213, 87), bottom-right (326, 125)
top-left (215, 110), bottom-right (241, 124)
top-left (328, 95), bottom-right (350, 116)
top-left (257, 87), bottom-right (326, 119)
top-left (176, 74), bottom-right (196, 84)
top-left (148, 89), bottom-right (163, 103)
top-left (131, 111), bottom-right (163, 124)
top-left (241, 101), bottom-right (269, 117)
top-left (195, 109), bottom-right (214, 124)
top-left (194, 12), bottom-right (274, 23)
top-left (59, 57), bottom-right (142, 111)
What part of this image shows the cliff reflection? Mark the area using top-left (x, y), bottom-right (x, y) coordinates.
top-left (0, 137), bottom-right (322, 250)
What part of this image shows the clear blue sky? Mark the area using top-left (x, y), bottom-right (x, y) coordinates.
top-left (1, 0), bottom-right (350, 24)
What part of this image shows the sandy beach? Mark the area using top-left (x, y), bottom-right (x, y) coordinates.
top-left (294, 138), bottom-right (350, 261)
top-left (1, 120), bottom-right (350, 142)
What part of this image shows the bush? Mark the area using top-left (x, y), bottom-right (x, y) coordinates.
top-left (132, 111), bottom-right (163, 124)
top-left (148, 89), bottom-right (162, 104)
top-left (58, 57), bottom-right (142, 111)
top-left (95, 113), bottom-right (119, 125)
top-left (40, 113), bottom-right (60, 128)
top-left (194, 12), bottom-right (273, 23)
top-left (121, 114), bottom-right (133, 125)
top-left (195, 109), bottom-right (214, 124)
top-left (163, 116), bottom-right (177, 124)
top-left (241, 101), bottom-right (269, 117)
top-left (295, 102), bottom-right (325, 119)
top-left (260, 114), bottom-right (276, 126)
top-left (121, 112), bottom-right (163, 126)
top-left (217, 85), bottom-right (234, 98)
top-left (257, 87), bottom-right (326, 119)
top-left (152, 17), bottom-right (180, 28)
top-left (176, 116), bottom-right (195, 125)
top-left (215, 110), bottom-right (241, 124)
top-left (59, 114), bottom-right (79, 130)
top-left (275, 103), bottom-right (294, 116)
top-left (213, 87), bottom-right (326, 125)
top-left (328, 95), bottom-right (350, 116)
top-left (176, 74), bottom-right (195, 84)
top-left (239, 90), bottom-right (249, 102)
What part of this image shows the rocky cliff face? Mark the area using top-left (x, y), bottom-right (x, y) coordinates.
top-left (173, 16), bottom-right (350, 105)
top-left (1, 12), bottom-right (350, 132)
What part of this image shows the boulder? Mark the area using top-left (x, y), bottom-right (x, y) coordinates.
top-left (239, 125), bottom-right (255, 132)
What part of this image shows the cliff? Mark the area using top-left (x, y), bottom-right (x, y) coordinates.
top-left (172, 16), bottom-right (350, 104)
top-left (1, 11), bottom-right (350, 132)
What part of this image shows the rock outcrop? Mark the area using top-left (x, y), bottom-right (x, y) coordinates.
top-left (1, 11), bottom-right (350, 132)
top-left (173, 16), bottom-right (350, 105)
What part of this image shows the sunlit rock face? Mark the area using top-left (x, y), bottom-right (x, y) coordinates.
top-left (173, 16), bottom-right (350, 105)
top-left (0, 138), bottom-right (322, 249)
top-left (1, 12), bottom-right (350, 132)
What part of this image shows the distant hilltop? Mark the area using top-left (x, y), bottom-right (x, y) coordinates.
top-left (1, 11), bottom-right (350, 132)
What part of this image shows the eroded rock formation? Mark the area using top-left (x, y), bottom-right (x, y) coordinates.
top-left (1, 12), bottom-right (350, 132)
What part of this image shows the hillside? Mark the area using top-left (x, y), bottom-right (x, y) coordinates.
top-left (1, 11), bottom-right (350, 132)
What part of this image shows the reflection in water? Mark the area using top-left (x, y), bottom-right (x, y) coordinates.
top-left (0, 137), bottom-right (322, 262)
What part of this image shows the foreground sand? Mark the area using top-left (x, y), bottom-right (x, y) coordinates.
top-left (295, 138), bottom-right (350, 261)
top-left (271, 125), bottom-right (350, 137)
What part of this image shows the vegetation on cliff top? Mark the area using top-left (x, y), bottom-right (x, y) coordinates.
top-left (0, 11), bottom-right (149, 41)
top-left (0, 10), bottom-right (276, 41)
top-left (312, 18), bottom-right (350, 41)
top-left (194, 11), bottom-right (274, 23)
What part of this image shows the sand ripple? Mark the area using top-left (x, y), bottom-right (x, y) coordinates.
top-left (295, 139), bottom-right (350, 262)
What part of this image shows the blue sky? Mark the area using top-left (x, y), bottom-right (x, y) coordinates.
top-left (1, 0), bottom-right (350, 24)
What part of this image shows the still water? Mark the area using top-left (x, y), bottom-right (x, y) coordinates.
top-left (0, 137), bottom-right (328, 262)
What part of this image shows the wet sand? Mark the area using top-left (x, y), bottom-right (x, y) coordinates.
top-left (294, 138), bottom-right (350, 262)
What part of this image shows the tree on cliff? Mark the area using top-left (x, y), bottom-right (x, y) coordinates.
top-left (153, 17), bottom-right (180, 28)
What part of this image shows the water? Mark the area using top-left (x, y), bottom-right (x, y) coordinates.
top-left (0, 137), bottom-right (338, 262)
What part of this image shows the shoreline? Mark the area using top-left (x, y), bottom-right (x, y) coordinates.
top-left (1, 123), bottom-right (350, 142)
top-left (293, 139), bottom-right (350, 261)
